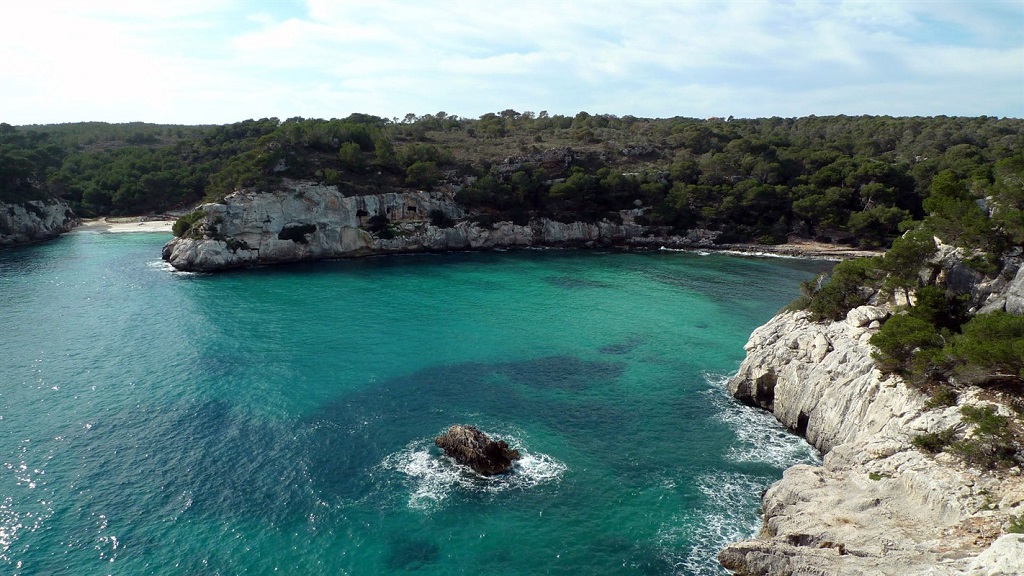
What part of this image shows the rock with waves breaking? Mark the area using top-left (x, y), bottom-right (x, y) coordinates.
top-left (1, 199), bottom-right (78, 247)
top-left (434, 425), bottom-right (521, 476)
top-left (718, 305), bottom-right (1024, 576)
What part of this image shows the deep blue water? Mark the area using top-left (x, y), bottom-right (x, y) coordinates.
top-left (0, 232), bottom-right (829, 575)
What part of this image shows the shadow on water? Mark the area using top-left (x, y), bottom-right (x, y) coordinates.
top-left (542, 275), bottom-right (613, 289)
top-left (33, 345), bottom-right (783, 575)
top-left (385, 536), bottom-right (440, 571)
top-left (60, 353), bottom-right (634, 527)
top-left (598, 334), bottom-right (647, 355)
top-left (302, 354), bottom-right (631, 501)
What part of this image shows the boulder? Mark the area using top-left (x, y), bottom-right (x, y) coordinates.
top-left (434, 425), bottom-right (521, 475)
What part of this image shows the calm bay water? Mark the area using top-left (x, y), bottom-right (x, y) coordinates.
top-left (0, 232), bottom-right (829, 575)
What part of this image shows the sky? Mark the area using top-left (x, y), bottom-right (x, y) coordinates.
top-left (2, 0), bottom-right (1022, 125)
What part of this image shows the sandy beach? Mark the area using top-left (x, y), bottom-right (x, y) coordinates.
top-left (74, 217), bottom-right (175, 234)
top-left (711, 240), bottom-right (884, 260)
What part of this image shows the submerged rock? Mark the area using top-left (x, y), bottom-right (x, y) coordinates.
top-left (434, 425), bottom-right (521, 475)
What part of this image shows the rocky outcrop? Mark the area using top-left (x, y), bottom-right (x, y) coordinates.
top-left (720, 307), bottom-right (1024, 575)
top-left (928, 241), bottom-right (1024, 313)
top-left (0, 199), bottom-right (78, 247)
top-left (434, 425), bottom-right (521, 475)
top-left (161, 181), bottom-right (702, 271)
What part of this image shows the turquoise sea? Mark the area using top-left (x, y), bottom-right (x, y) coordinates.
top-left (0, 231), bottom-right (830, 575)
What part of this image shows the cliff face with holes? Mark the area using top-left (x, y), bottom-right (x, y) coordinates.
top-left (718, 305), bottom-right (1024, 575)
top-left (160, 181), bottom-right (711, 272)
top-left (0, 199), bottom-right (78, 247)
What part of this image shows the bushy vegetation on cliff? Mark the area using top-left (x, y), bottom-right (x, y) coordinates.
top-left (3, 114), bottom-right (1022, 249)
top-left (787, 130), bottom-right (1024, 468)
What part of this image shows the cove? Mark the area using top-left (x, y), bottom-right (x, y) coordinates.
top-left (0, 232), bottom-right (830, 575)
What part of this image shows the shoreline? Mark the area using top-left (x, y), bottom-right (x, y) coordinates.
top-left (73, 216), bottom-right (174, 234)
top-left (72, 215), bottom-right (881, 263)
top-left (703, 240), bottom-right (882, 261)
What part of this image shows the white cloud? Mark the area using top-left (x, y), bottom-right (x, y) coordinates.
top-left (0, 0), bottom-right (1020, 124)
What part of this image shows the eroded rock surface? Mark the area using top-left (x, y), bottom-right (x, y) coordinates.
top-left (434, 425), bottom-right (521, 476)
top-left (159, 180), bottom-right (718, 271)
top-left (721, 306), bottom-right (1024, 575)
top-left (0, 200), bottom-right (78, 247)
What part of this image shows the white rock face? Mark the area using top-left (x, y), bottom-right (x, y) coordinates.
top-left (0, 199), bottom-right (78, 247)
top-left (720, 307), bottom-right (1024, 575)
top-left (1002, 266), bottom-right (1024, 315)
top-left (161, 182), bottom-right (653, 271)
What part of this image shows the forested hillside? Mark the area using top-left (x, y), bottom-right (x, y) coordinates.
top-left (3, 113), bottom-right (1023, 248)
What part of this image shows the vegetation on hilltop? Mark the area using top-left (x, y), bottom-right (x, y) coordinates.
top-left (6, 112), bottom-right (1024, 468)
top-left (780, 122), bottom-right (1024, 469)
top-left (1, 114), bottom-right (1021, 250)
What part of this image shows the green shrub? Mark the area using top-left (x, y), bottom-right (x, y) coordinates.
top-left (806, 257), bottom-right (883, 321)
top-left (911, 428), bottom-right (956, 453)
top-left (962, 254), bottom-right (1000, 276)
top-left (909, 285), bottom-right (968, 332)
top-left (1009, 515), bottom-right (1024, 534)
top-left (405, 161), bottom-right (440, 189)
top-left (880, 228), bottom-right (937, 294)
top-left (870, 313), bottom-right (943, 375)
top-left (924, 386), bottom-right (959, 409)
top-left (960, 405), bottom-right (1008, 436)
top-left (950, 405), bottom-right (1018, 469)
top-left (172, 210), bottom-right (205, 237)
top-left (951, 438), bottom-right (1017, 469)
top-left (948, 312), bottom-right (1024, 383)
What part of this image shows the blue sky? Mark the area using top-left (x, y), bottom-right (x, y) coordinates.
top-left (3, 0), bottom-right (1022, 125)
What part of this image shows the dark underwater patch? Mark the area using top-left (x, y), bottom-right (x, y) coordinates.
top-left (384, 537), bottom-right (440, 571)
top-left (598, 335), bottom-right (645, 355)
top-left (543, 275), bottom-right (612, 289)
top-left (499, 355), bottom-right (625, 390)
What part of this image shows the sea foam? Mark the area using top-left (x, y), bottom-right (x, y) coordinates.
top-left (704, 373), bottom-right (820, 468)
top-left (379, 433), bottom-right (566, 510)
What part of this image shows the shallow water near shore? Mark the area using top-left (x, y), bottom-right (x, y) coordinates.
top-left (0, 233), bottom-right (829, 575)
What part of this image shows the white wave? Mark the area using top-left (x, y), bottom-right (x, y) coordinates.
top-left (379, 433), bottom-right (566, 510)
top-left (703, 373), bottom-right (820, 469)
top-left (662, 472), bottom-right (769, 576)
top-left (649, 375), bottom-right (822, 573)
top-left (658, 246), bottom-right (841, 261)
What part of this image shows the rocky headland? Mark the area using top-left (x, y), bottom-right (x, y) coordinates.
top-left (0, 199), bottom-right (78, 247)
top-left (718, 248), bottom-right (1024, 575)
top-left (159, 180), bottom-right (724, 271)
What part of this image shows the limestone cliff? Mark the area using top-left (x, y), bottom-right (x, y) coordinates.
top-left (719, 306), bottom-right (1024, 575)
top-left (0, 199), bottom-right (78, 247)
top-left (160, 181), bottom-right (704, 271)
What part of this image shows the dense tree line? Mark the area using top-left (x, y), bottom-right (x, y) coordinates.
top-left (2, 114), bottom-right (1022, 248)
